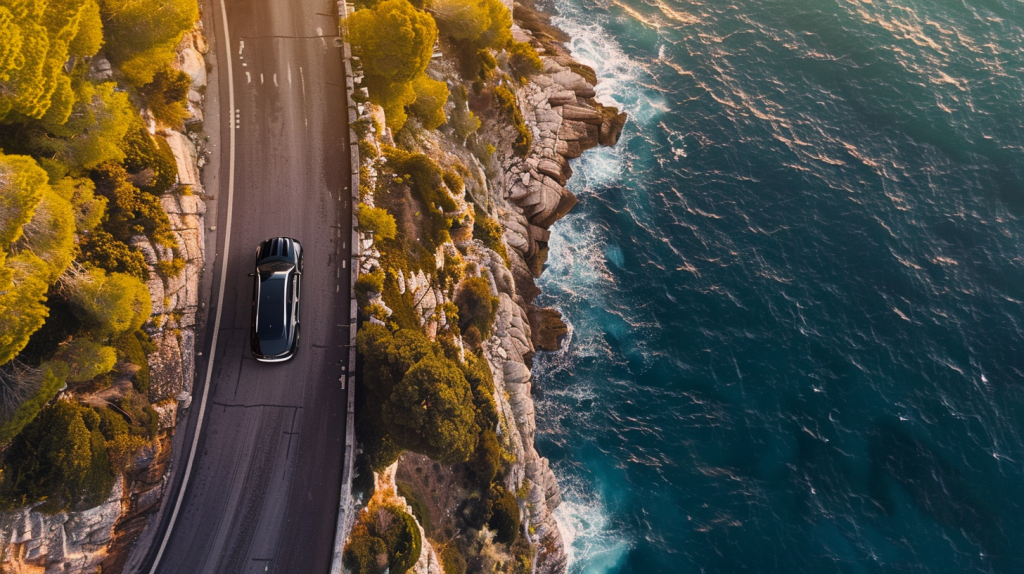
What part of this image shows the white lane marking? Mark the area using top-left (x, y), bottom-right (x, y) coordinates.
top-left (288, 65), bottom-right (292, 85)
top-left (299, 66), bottom-right (305, 97)
top-left (239, 39), bottom-right (244, 56)
top-left (274, 73), bottom-right (278, 87)
top-left (148, 0), bottom-right (238, 570)
top-left (246, 71), bottom-right (251, 83)
top-left (261, 73), bottom-right (264, 84)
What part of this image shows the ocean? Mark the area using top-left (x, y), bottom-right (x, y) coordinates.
top-left (529, 0), bottom-right (1024, 572)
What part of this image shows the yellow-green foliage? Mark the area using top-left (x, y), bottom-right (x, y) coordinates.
top-left (56, 337), bottom-right (117, 383)
top-left (343, 502), bottom-right (422, 574)
top-left (488, 484), bottom-right (520, 544)
top-left (98, 0), bottom-right (198, 87)
top-left (382, 352), bottom-right (479, 464)
top-left (94, 163), bottom-right (177, 248)
top-left (140, 65), bottom-right (191, 127)
top-left (409, 74), bottom-right (449, 130)
top-left (37, 81), bottom-right (134, 171)
top-left (381, 147), bottom-right (456, 251)
top-left (430, 0), bottom-right (510, 78)
top-left (79, 229), bottom-right (150, 281)
top-left (68, 0), bottom-right (102, 57)
top-left (357, 203), bottom-right (397, 239)
top-left (51, 176), bottom-right (107, 232)
top-left (494, 85), bottom-right (531, 157)
top-left (69, 267), bottom-right (152, 338)
top-left (507, 41), bottom-right (541, 80)
top-left (0, 153), bottom-right (76, 365)
top-left (349, 0), bottom-right (443, 130)
top-left (0, 0), bottom-right (98, 121)
top-left (472, 206), bottom-right (508, 264)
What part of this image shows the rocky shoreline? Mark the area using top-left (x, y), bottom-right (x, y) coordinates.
top-left (348, 3), bottom-right (624, 568)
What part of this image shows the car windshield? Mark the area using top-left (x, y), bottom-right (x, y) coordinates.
top-left (257, 271), bottom-right (289, 339)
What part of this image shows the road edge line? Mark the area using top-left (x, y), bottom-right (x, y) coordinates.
top-left (147, 0), bottom-right (236, 570)
top-left (329, 1), bottom-right (360, 572)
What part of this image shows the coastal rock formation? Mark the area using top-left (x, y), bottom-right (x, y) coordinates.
top-left (0, 480), bottom-right (124, 573)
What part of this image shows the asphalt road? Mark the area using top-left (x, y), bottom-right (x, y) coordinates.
top-left (138, 0), bottom-right (352, 572)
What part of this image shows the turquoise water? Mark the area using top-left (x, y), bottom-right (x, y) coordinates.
top-left (530, 0), bottom-right (1024, 572)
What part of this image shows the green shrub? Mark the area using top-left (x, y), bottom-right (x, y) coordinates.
top-left (488, 485), bottom-right (520, 544)
top-left (69, 268), bottom-right (152, 338)
top-left (99, 0), bottom-right (199, 87)
top-left (0, 400), bottom-right (114, 512)
top-left (494, 86), bottom-right (531, 157)
top-left (80, 230), bottom-right (151, 282)
top-left (94, 163), bottom-right (177, 248)
top-left (355, 268), bottom-right (385, 308)
top-left (121, 124), bottom-right (179, 195)
top-left (442, 169), bottom-right (464, 194)
top-left (343, 503), bottom-right (422, 574)
top-left (357, 204), bottom-right (397, 240)
top-left (472, 207), bottom-right (508, 264)
top-left (438, 543), bottom-right (467, 574)
top-left (57, 338), bottom-right (117, 383)
top-left (382, 353), bottom-right (480, 464)
top-left (455, 276), bottom-right (498, 338)
top-left (156, 257), bottom-right (185, 278)
top-left (470, 429), bottom-right (501, 485)
top-left (141, 65), bottom-right (192, 127)
top-left (113, 330), bottom-right (152, 394)
top-left (507, 41), bottom-right (542, 80)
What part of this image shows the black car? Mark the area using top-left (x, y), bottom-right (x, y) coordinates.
top-left (250, 237), bottom-right (302, 362)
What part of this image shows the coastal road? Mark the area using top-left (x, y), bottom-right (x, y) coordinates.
top-left (137, 0), bottom-right (352, 572)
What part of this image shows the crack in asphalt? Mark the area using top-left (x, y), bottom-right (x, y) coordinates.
top-left (211, 401), bottom-right (303, 410)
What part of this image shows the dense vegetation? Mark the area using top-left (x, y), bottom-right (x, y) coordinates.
top-left (1, 0), bottom-right (199, 509)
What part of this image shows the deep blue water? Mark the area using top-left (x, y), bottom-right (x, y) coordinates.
top-left (530, 0), bottom-right (1024, 572)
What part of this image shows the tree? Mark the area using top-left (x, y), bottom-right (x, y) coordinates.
top-left (429, 0), bottom-right (510, 77)
top-left (0, 154), bottom-right (57, 365)
top-left (0, 361), bottom-right (67, 445)
top-left (350, 0), bottom-right (436, 85)
top-left (507, 41), bottom-right (541, 80)
top-left (0, 399), bottom-right (115, 511)
top-left (57, 338), bottom-right (117, 383)
top-left (0, 0), bottom-right (91, 121)
top-left (52, 176), bottom-right (107, 232)
top-left (98, 0), bottom-right (198, 86)
top-left (69, 268), bottom-right (152, 337)
top-left (357, 203), bottom-right (397, 239)
top-left (37, 81), bottom-right (134, 170)
top-left (382, 353), bottom-right (479, 464)
top-left (68, 0), bottom-right (103, 57)
top-left (343, 503), bottom-right (422, 574)
top-left (409, 74), bottom-right (448, 130)
top-left (349, 0), bottom-right (437, 131)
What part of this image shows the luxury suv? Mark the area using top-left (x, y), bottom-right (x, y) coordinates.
top-left (250, 237), bottom-right (302, 362)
